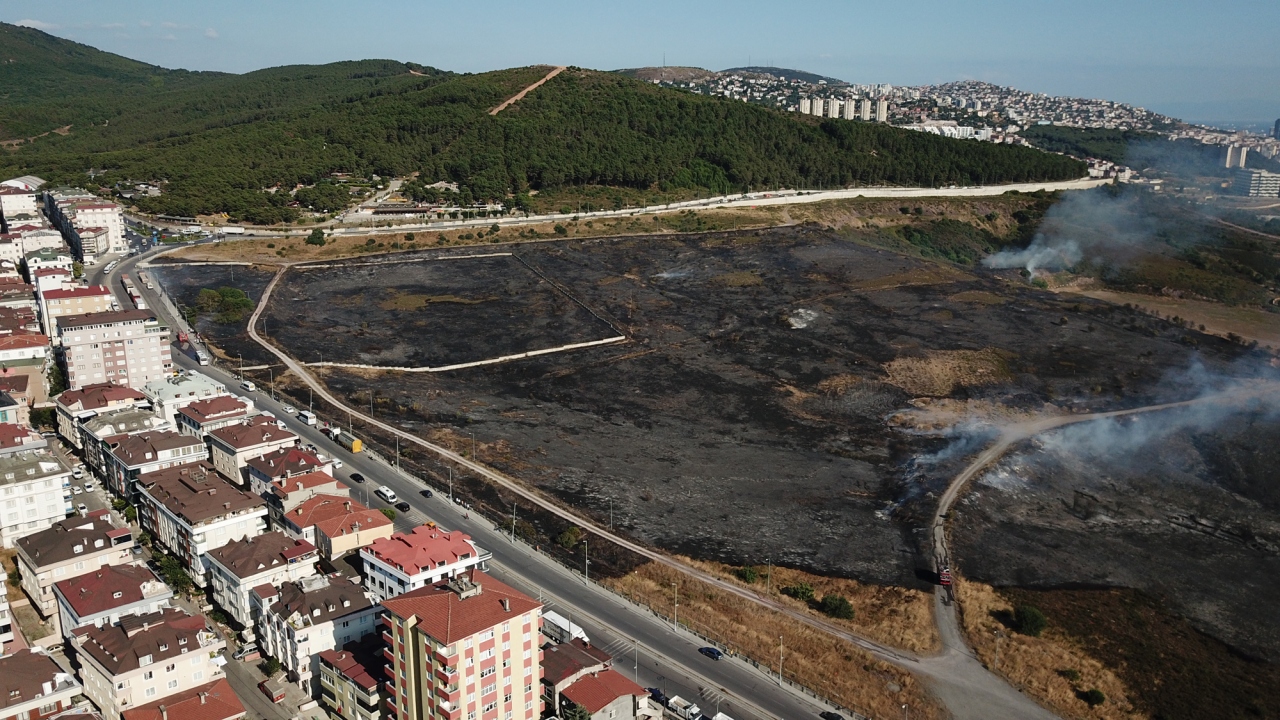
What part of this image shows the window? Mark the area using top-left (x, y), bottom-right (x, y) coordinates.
top-left (39, 703), bottom-right (58, 716)
top-left (481, 684), bottom-right (495, 696)
top-left (503, 692), bottom-right (511, 703)
top-left (479, 667), bottom-right (494, 679)
top-left (165, 664), bottom-right (175, 673)
top-left (143, 671), bottom-right (153, 680)
top-left (166, 680), bottom-right (178, 690)
top-left (192, 671), bottom-right (203, 682)
top-left (144, 688), bottom-right (156, 698)
top-left (483, 701), bottom-right (497, 713)
top-left (190, 657), bottom-right (201, 666)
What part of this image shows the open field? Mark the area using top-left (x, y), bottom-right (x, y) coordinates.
top-left (1072, 289), bottom-right (1280, 348)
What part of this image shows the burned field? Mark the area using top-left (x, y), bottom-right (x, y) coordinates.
top-left (261, 254), bottom-right (621, 369)
top-left (148, 261), bottom-right (279, 367)
top-left (248, 227), bottom-right (1265, 606)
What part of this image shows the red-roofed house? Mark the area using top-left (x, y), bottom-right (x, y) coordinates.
top-left (53, 563), bottom-right (173, 638)
top-left (0, 331), bottom-right (50, 368)
top-left (278, 494), bottom-right (392, 560)
top-left (39, 285), bottom-right (116, 337)
top-left (360, 526), bottom-right (489, 603)
top-left (380, 572), bottom-right (543, 720)
top-left (176, 396), bottom-right (255, 438)
top-left (120, 678), bottom-right (245, 720)
top-left (55, 384), bottom-right (149, 450)
top-left (317, 636), bottom-right (387, 720)
top-left (247, 448), bottom-right (332, 495)
top-left (204, 532), bottom-right (318, 631)
top-left (0, 422), bottom-right (45, 454)
top-left (207, 417), bottom-right (296, 484)
top-left (559, 668), bottom-right (653, 720)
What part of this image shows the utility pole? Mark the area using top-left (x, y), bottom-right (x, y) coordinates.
top-left (766, 557), bottom-right (771, 592)
top-left (778, 636), bottom-right (784, 686)
top-left (448, 466), bottom-right (453, 503)
top-left (369, 389), bottom-right (373, 417)
top-left (308, 387), bottom-right (313, 412)
top-left (471, 432), bottom-right (476, 460)
top-left (671, 581), bottom-right (678, 631)
top-left (511, 501), bottom-right (517, 543)
top-left (268, 366), bottom-right (274, 400)
top-left (583, 539), bottom-right (589, 583)
top-left (609, 497), bottom-right (613, 531)
top-left (237, 352), bottom-right (243, 378)
top-left (633, 639), bottom-right (639, 683)
top-left (395, 435), bottom-right (400, 469)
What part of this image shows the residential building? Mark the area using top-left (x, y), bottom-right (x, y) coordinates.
top-left (0, 369), bottom-right (35, 410)
top-left (79, 409), bottom-right (170, 478)
top-left (558, 670), bottom-right (652, 720)
top-left (252, 574), bottom-right (378, 690)
top-left (32, 268), bottom-right (72, 294)
top-left (119, 678), bottom-right (245, 720)
top-left (0, 649), bottom-right (82, 720)
top-left (204, 532), bottom-right (318, 632)
top-left (380, 572), bottom-right (544, 720)
top-left (0, 391), bottom-right (30, 428)
top-left (59, 311), bottom-right (172, 392)
top-left (135, 464), bottom-right (267, 586)
top-left (207, 418), bottom-right (296, 484)
top-left (140, 373), bottom-right (228, 428)
top-left (540, 639), bottom-right (612, 709)
top-left (1225, 144), bottom-right (1248, 168)
top-left (0, 423), bottom-right (46, 455)
top-left (278, 494), bottom-right (391, 561)
top-left (0, 279), bottom-right (37, 313)
top-left (1235, 168), bottom-right (1280, 197)
top-left (24, 249), bottom-right (74, 275)
top-left (876, 98), bottom-right (889, 122)
top-left (101, 431), bottom-right (207, 499)
top-left (73, 608), bottom-right (226, 720)
top-left (361, 525), bottom-right (489, 603)
top-left (317, 636), bottom-right (389, 720)
top-left (40, 285), bottom-right (116, 338)
top-left (259, 470), bottom-right (349, 530)
top-left (246, 449), bottom-right (333, 496)
top-left (0, 449), bottom-right (73, 548)
top-left (841, 97), bottom-right (856, 120)
top-left (0, 594), bottom-right (11, 645)
top-left (54, 384), bottom-right (149, 451)
top-left (44, 192), bottom-right (126, 259)
top-left (54, 564), bottom-right (173, 639)
top-left (175, 396), bottom-right (255, 438)
top-left (0, 187), bottom-right (38, 219)
top-left (15, 511), bottom-right (135, 623)
top-left (0, 332), bottom-right (50, 369)
top-left (72, 227), bottom-right (110, 263)
top-left (859, 98), bottom-right (871, 121)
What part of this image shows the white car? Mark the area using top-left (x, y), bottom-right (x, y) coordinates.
top-left (240, 380), bottom-right (256, 392)
top-left (332, 459), bottom-right (344, 470)
top-left (375, 486), bottom-right (398, 503)
top-left (72, 467), bottom-right (84, 480)
top-left (281, 405), bottom-right (296, 415)
top-left (83, 481), bottom-right (95, 492)
top-left (72, 486), bottom-right (82, 495)
top-left (76, 503), bottom-right (88, 514)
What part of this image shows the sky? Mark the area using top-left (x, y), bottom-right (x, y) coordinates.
top-left (5, 0), bottom-right (1279, 124)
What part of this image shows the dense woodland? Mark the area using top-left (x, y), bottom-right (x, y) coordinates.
top-left (1, 23), bottom-right (1085, 223)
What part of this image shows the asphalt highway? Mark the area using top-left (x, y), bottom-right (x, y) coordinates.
top-left (103, 248), bottom-right (845, 720)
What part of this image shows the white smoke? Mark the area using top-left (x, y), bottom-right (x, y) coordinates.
top-left (983, 187), bottom-right (1156, 274)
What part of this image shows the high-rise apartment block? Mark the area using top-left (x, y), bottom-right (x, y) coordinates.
top-left (59, 310), bottom-right (172, 391)
top-left (1235, 168), bottom-right (1280, 197)
top-left (1225, 145), bottom-right (1249, 168)
top-left (877, 98), bottom-right (889, 122)
top-left (859, 99), bottom-right (871, 121)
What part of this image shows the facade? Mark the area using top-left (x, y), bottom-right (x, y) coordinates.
top-left (79, 409), bottom-right (169, 477)
top-left (876, 98), bottom-right (889, 122)
top-left (380, 572), bottom-right (543, 720)
top-left (175, 396), bottom-right (255, 438)
top-left (59, 311), bottom-right (172, 391)
top-left (252, 574), bottom-right (378, 690)
top-left (135, 464), bottom-right (267, 586)
top-left (0, 391), bottom-right (30, 428)
top-left (0, 594), bottom-right (10, 645)
top-left (40, 286), bottom-right (116, 338)
top-left (859, 98), bottom-right (871, 121)
top-left (0, 649), bottom-right (82, 720)
top-left (246, 449), bottom-right (333, 496)
top-left (15, 511), bottom-right (135, 622)
top-left (119, 678), bottom-right (245, 720)
top-left (360, 525), bottom-right (489, 603)
top-left (206, 418), bottom-right (296, 484)
top-left (317, 636), bottom-right (389, 720)
top-left (0, 332), bottom-right (50, 368)
top-left (101, 430), bottom-right (207, 499)
top-left (140, 373), bottom-right (229, 427)
top-left (54, 563), bottom-right (173, 639)
top-left (841, 97), bottom-right (856, 120)
top-left (0, 450), bottom-right (73, 548)
top-left (204, 532), bottom-right (318, 631)
top-left (0, 423), bottom-right (46, 455)
top-left (44, 191), bottom-right (126, 260)
top-left (279, 494), bottom-right (392, 561)
top-left (74, 608), bottom-right (226, 720)
top-left (54, 384), bottom-right (149, 451)
top-left (1235, 168), bottom-right (1280, 197)
top-left (0, 187), bottom-right (38, 219)
top-left (540, 639), bottom-right (612, 711)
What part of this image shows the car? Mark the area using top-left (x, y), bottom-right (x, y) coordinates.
top-left (232, 643), bottom-right (259, 661)
top-left (819, 713), bottom-right (847, 720)
top-left (281, 405), bottom-right (296, 415)
top-left (76, 503), bottom-right (88, 514)
top-left (83, 481), bottom-right (95, 492)
top-left (375, 485), bottom-right (398, 503)
top-left (394, 501), bottom-right (411, 513)
top-left (420, 489), bottom-right (433, 498)
top-left (350, 473), bottom-right (365, 484)
top-left (72, 486), bottom-right (82, 495)
top-left (131, 546), bottom-right (144, 555)
top-left (332, 459), bottom-right (344, 470)
top-left (698, 647), bottom-right (723, 661)
top-left (72, 467), bottom-right (84, 480)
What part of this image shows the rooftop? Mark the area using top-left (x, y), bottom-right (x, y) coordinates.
top-left (206, 531), bottom-right (316, 581)
top-left (0, 649), bottom-right (79, 712)
top-left (55, 383), bottom-right (147, 413)
top-left (0, 422), bottom-right (43, 451)
top-left (79, 608), bottom-right (219, 676)
top-left (58, 310), bottom-right (157, 332)
top-left (541, 638), bottom-right (613, 686)
top-left (0, 449), bottom-right (70, 486)
top-left (54, 563), bottom-right (171, 618)
top-left (142, 372), bottom-right (225, 404)
top-left (318, 635), bottom-right (387, 691)
top-left (42, 286), bottom-right (112, 301)
top-left (363, 525), bottom-right (481, 576)
top-left (267, 574), bottom-right (371, 628)
top-left (560, 668), bottom-right (646, 714)
top-left (285, 494), bottom-right (390, 537)
top-left (16, 510), bottom-right (131, 567)
top-left (266, 470), bottom-right (344, 499)
top-left (248, 448), bottom-right (326, 481)
top-left (178, 396), bottom-right (251, 425)
top-left (208, 417), bottom-right (295, 451)
top-left (105, 430), bottom-right (203, 467)
top-left (137, 463), bottom-right (264, 526)
top-left (380, 571), bottom-right (540, 644)
top-left (82, 408), bottom-right (167, 439)
top-left (120, 678), bottom-right (245, 720)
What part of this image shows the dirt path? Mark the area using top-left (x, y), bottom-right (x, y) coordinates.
top-left (1214, 218), bottom-right (1280, 241)
top-left (0, 124), bottom-right (71, 148)
top-left (489, 66), bottom-right (566, 115)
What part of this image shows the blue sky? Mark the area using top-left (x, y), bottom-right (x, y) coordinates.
top-left (6, 0), bottom-right (1278, 123)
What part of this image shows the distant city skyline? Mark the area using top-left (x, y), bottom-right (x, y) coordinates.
top-left (4, 0), bottom-right (1277, 124)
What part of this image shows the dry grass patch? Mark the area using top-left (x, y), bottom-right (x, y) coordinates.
top-left (712, 270), bottom-right (763, 287)
top-left (948, 290), bottom-right (1009, 306)
top-left (377, 290), bottom-right (491, 310)
top-left (605, 561), bottom-right (943, 720)
top-left (956, 578), bottom-right (1144, 720)
top-left (882, 348), bottom-right (1014, 397)
top-left (850, 265), bottom-right (974, 292)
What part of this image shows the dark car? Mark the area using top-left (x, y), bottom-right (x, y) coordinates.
top-left (819, 713), bottom-right (847, 720)
top-left (420, 489), bottom-right (433, 498)
top-left (645, 688), bottom-right (668, 707)
top-left (350, 473), bottom-right (365, 484)
top-left (395, 501), bottom-right (411, 513)
top-left (698, 646), bottom-right (723, 661)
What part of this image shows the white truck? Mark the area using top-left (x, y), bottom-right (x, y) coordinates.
top-left (541, 610), bottom-right (588, 645)
top-left (222, 226), bottom-right (245, 235)
top-left (667, 696), bottom-right (701, 719)
top-left (183, 225), bottom-right (201, 235)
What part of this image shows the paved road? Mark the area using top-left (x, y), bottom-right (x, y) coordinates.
top-left (107, 252), bottom-right (842, 720)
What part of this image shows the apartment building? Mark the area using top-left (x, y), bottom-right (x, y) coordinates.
top-left (135, 464), bottom-right (267, 586)
top-left (0, 649), bottom-right (83, 720)
top-left (101, 430), bottom-right (207, 499)
top-left (258, 470), bottom-right (347, 529)
top-left (40, 285), bottom-right (116, 338)
top-left (119, 679), bottom-right (245, 720)
top-left (24, 249), bottom-right (74, 275)
top-left (0, 390), bottom-right (30, 428)
top-left (360, 525), bottom-right (489, 603)
top-left (542, 640), bottom-right (653, 720)
top-left (252, 574), bottom-right (378, 691)
top-left (0, 594), bottom-right (10, 645)
top-left (176, 396), bottom-right (255, 438)
top-left (0, 187), bottom-right (38, 219)
top-left (0, 449), bottom-right (73, 547)
top-left (54, 563), bottom-right (173, 639)
top-left (79, 409), bottom-right (169, 477)
top-left (15, 511), bottom-right (135, 623)
top-left (141, 372), bottom-right (228, 427)
top-left (246, 449), bottom-right (333, 496)
top-left (0, 423), bottom-right (45, 455)
top-left (278, 494), bottom-right (391, 561)
top-left (380, 572), bottom-right (543, 720)
top-left (0, 332), bottom-right (50, 371)
top-left (59, 311), bottom-right (172, 392)
top-left (207, 418), bottom-right (296, 484)
top-left (204, 532), bottom-right (318, 632)
top-left (45, 191), bottom-right (126, 259)
top-left (55, 384), bottom-right (149, 451)
top-left (74, 608), bottom-right (226, 720)
top-left (318, 636), bottom-right (389, 720)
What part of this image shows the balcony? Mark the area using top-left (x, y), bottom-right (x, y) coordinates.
top-left (382, 647), bottom-right (394, 663)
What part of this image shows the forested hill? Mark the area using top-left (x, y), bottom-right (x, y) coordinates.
top-left (0, 24), bottom-right (1085, 223)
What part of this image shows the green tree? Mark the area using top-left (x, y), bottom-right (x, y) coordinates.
top-left (818, 594), bottom-right (855, 620)
top-left (124, 506), bottom-right (137, 523)
top-left (1015, 604), bottom-right (1047, 637)
top-left (556, 526), bottom-right (583, 549)
top-left (554, 224), bottom-right (567, 236)
top-left (560, 703), bottom-right (591, 720)
top-left (28, 407), bottom-right (55, 430)
top-left (1080, 689), bottom-right (1106, 707)
top-left (47, 363), bottom-right (67, 395)
top-left (781, 583), bottom-right (815, 602)
top-left (489, 223), bottom-right (500, 234)
top-left (7, 569), bottom-right (20, 587)
top-left (195, 288), bottom-right (223, 313)
top-left (305, 228), bottom-right (326, 246)
top-left (72, 261), bottom-right (83, 278)
top-left (736, 566), bottom-right (759, 583)
top-left (381, 507), bottom-right (396, 521)
top-left (404, 232), bottom-right (415, 242)
top-left (261, 657), bottom-right (282, 677)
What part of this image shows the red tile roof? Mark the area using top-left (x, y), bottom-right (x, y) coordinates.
top-left (0, 333), bottom-right (49, 351)
top-left (318, 636), bottom-right (386, 691)
top-left (541, 639), bottom-right (612, 686)
top-left (0, 423), bottom-right (41, 449)
top-left (56, 383), bottom-right (147, 412)
top-left (54, 564), bottom-right (167, 617)
top-left (380, 571), bottom-right (540, 644)
top-left (560, 668), bottom-right (646, 714)
top-left (247, 448), bottom-right (325, 481)
top-left (42, 286), bottom-right (112, 300)
top-left (178, 396), bottom-right (251, 424)
top-left (364, 525), bottom-right (479, 576)
top-left (121, 678), bottom-right (245, 720)
top-left (33, 268), bottom-right (71, 277)
top-left (266, 470), bottom-right (341, 499)
top-left (208, 418), bottom-right (295, 450)
top-left (285, 494), bottom-right (390, 538)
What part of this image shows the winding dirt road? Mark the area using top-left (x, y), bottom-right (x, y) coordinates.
top-left (490, 65), bottom-right (566, 115)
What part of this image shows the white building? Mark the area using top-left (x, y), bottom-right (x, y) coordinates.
top-left (360, 525), bottom-right (490, 603)
top-left (53, 563), bottom-right (173, 639)
top-left (204, 531), bottom-right (318, 634)
top-left (206, 417), bottom-right (296, 485)
top-left (0, 449), bottom-right (73, 548)
top-left (15, 511), bottom-right (135, 624)
top-left (141, 371), bottom-right (229, 427)
top-left (59, 311), bottom-right (172, 391)
top-left (251, 574), bottom-right (377, 691)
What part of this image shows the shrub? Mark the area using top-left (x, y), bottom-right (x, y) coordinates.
top-left (261, 657), bottom-right (282, 677)
top-left (1080, 689), bottom-right (1106, 707)
top-left (366, 238), bottom-right (376, 246)
top-left (735, 566), bottom-right (758, 583)
top-left (1058, 668), bottom-right (1081, 683)
top-left (1015, 604), bottom-right (1047, 637)
top-left (490, 224), bottom-right (500, 234)
top-left (818, 594), bottom-right (855, 620)
top-left (554, 224), bottom-right (568, 236)
top-left (7, 569), bottom-right (19, 587)
top-left (305, 228), bottom-right (326, 245)
top-left (404, 232), bottom-right (415, 242)
top-left (266, 242), bottom-right (275, 248)
top-left (781, 583), bottom-right (814, 602)
top-left (381, 508), bottom-right (396, 521)
top-left (556, 526), bottom-right (583, 549)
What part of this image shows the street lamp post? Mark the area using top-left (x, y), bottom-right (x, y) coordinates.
top-left (609, 497), bottom-right (613, 531)
top-left (902, 704), bottom-right (909, 720)
top-left (671, 582), bottom-right (678, 632)
top-left (268, 367), bottom-right (274, 400)
top-left (237, 353), bottom-right (243, 378)
top-left (511, 501), bottom-right (517, 543)
top-left (448, 466), bottom-right (453, 503)
top-left (583, 539), bottom-right (589, 583)
top-left (778, 636), bottom-right (784, 686)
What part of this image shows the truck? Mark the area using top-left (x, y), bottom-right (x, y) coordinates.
top-left (336, 430), bottom-right (363, 453)
top-left (222, 226), bottom-right (245, 235)
top-left (540, 610), bottom-right (588, 645)
top-left (183, 225), bottom-right (202, 235)
top-left (667, 696), bottom-right (701, 720)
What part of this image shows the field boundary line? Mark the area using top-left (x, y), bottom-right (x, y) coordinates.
top-left (306, 335), bottom-right (629, 373)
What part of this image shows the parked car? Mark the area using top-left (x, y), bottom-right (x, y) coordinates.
top-left (394, 501), bottom-right (411, 513)
top-left (83, 481), bottom-right (95, 492)
top-left (232, 643), bottom-right (259, 661)
top-left (72, 486), bottom-right (82, 495)
top-left (420, 489), bottom-right (433, 498)
top-left (819, 713), bottom-right (847, 720)
top-left (76, 503), bottom-right (88, 514)
top-left (350, 473), bottom-right (365, 484)
top-left (72, 467), bottom-right (84, 480)
top-left (698, 647), bottom-right (723, 661)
